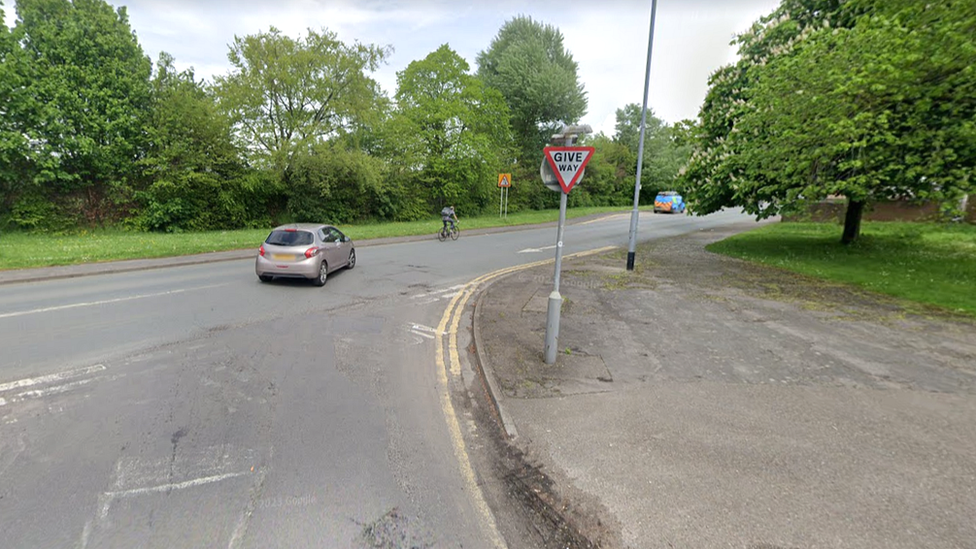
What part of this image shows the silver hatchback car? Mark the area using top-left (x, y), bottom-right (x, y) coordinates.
top-left (255, 224), bottom-right (356, 286)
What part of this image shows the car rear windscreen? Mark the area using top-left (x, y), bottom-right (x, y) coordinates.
top-left (266, 230), bottom-right (314, 246)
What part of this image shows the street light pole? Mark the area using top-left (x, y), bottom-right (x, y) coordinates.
top-left (627, 0), bottom-right (659, 271)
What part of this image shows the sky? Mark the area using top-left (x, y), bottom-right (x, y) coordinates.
top-left (4, 0), bottom-right (782, 136)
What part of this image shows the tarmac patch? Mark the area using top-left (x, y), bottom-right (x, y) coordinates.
top-left (357, 507), bottom-right (433, 549)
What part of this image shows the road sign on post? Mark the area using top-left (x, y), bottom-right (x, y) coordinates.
top-left (543, 147), bottom-right (594, 194)
top-left (541, 128), bottom-right (592, 365)
top-left (498, 173), bottom-right (511, 217)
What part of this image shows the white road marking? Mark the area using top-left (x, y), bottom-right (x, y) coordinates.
top-left (411, 323), bottom-right (439, 334)
top-left (96, 471), bottom-right (250, 521)
top-left (106, 472), bottom-right (248, 502)
top-left (517, 245), bottom-right (557, 254)
top-left (0, 364), bottom-right (106, 394)
top-left (111, 445), bottom-right (254, 491)
top-left (410, 284), bottom-right (465, 301)
top-left (0, 397), bottom-right (5, 406)
top-left (80, 520), bottom-right (93, 549)
top-left (12, 378), bottom-right (96, 401)
top-left (81, 445), bottom-right (258, 548)
top-left (406, 323), bottom-right (438, 341)
top-left (227, 467), bottom-right (269, 549)
top-left (0, 283), bottom-right (228, 320)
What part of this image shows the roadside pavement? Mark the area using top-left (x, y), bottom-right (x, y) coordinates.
top-left (473, 222), bottom-right (976, 548)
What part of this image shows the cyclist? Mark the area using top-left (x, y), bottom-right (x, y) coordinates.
top-left (441, 205), bottom-right (458, 235)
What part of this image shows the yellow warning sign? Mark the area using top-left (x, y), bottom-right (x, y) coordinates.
top-left (498, 173), bottom-right (512, 188)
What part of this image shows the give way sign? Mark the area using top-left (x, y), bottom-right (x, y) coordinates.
top-left (543, 146), bottom-right (595, 193)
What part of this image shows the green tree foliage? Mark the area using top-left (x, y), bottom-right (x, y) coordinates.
top-left (287, 142), bottom-right (391, 224)
top-left (570, 105), bottom-right (690, 209)
top-left (567, 134), bottom-right (631, 208)
top-left (0, 1), bottom-right (29, 225)
top-left (214, 27), bottom-right (391, 179)
top-left (387, 45), bottom-right (515, 217)
top-left (476, 16), bottom-right (587, 162)
top-left (136, 53), bottom-right (273, 232)
top-left (9, 0), bottom-right (152, 227)
top-left (682, 0), bottom-right (976, 243)
top-left (613, 104), bottom-right (690, 203)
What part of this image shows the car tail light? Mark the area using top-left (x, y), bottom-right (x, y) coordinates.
top-left (259, 245), bottom-right (265, 257)
top-left (285, 228), bottom-right (297, 232)
top-left (304, 247), bottom-right (317, 259)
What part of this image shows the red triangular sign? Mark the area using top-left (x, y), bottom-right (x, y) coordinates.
top-left (544, 147), bottom-right (595, 193)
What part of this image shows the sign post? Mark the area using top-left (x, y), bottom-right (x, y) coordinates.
top-left (627, 0), bottom-right (659, 271)
top-left (498, 173), bottom-right (511, 218)
top-left (540, 134), bottom-right (593, 364)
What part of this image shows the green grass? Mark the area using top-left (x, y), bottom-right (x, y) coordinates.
top-left (707, 222), bottom-right (976, 317)
top-left (0, 206), bottom-right (636, 270)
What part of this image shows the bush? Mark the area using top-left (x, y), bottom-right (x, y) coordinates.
top-left (7, 189), bottom-right (76, 232)
top-left (287, 144), bottom-right (395, 224)
top-left (135, 169), bottom-right (284, 232)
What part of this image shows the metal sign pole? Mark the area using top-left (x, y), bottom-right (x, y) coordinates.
top-left (499, 186), bottom-right (504, 217)
top-left (544, 190), bottom-right (568, 364)
top-left (540, 125), bottom-right (591, 365)
top-left (504, 187), bottom-right (509, 218)
top-left (627, 0), bottom-right (658, 271)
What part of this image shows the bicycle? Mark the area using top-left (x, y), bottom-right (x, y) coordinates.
top-left (437, 223), bottom-right (460, 241)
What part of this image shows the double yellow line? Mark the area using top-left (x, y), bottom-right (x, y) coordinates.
top-left (432, 246), bottom-right (616, 547)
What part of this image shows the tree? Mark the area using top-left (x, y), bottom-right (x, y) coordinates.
top-left (136, 53), bottom-right (261, 231)
top-left (388, 45), bottom-right (514, 216)
top-left (10, 0), bottom-right (152, 226)
top-left (567, 133), bottom-right (631, 208)
top-left (614, 104), bottom-right (665, 153)
top-left (681, 0), bottom-right (975, 243)
top-left (613, 104), bottom-right (689, 203)
top-left (0, 1), bottom-right (29, 225)
top-left (214, 27), bottom-right (390, 179)
top-left (286, 141), bottom-right (391, 224)
top-left (739, 2), bottom-right (975, 242)
top-left (476, 16), bottom-right (587, 162)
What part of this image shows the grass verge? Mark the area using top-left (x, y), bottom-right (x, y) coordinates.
top-left (0, 206), bottom-right (637, 270)
top-left (706, 222), bottom-right (976, 317)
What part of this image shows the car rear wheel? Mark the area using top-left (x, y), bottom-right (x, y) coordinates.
top-left (313, 261), bottom-right (328, 287)
top-left (346, 249), bottom-right (356, 270)
top-left (258, 274), bottom-right (273, 283)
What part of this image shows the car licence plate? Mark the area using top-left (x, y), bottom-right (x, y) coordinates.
top-left (271, 253), bottom-right (294, 261)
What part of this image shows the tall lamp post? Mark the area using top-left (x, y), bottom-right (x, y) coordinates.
top-left (626, 0), bottom-right (659, 271)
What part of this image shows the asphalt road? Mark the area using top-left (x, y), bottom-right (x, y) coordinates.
top-left (0, 209), bottom-right (754, 548)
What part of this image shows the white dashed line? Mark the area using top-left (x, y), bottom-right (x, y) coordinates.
top-left (12, 378), bottom-right (96, 401)
top-left (0, 364), bottom-right (106, 394)
top-left (517, 245), bottom-right (557, 254)
top-left (0, 283), bottom-right (228, 320)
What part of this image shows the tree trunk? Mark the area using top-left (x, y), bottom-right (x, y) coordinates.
top-left (842, 198), bottom-right (865, 245)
